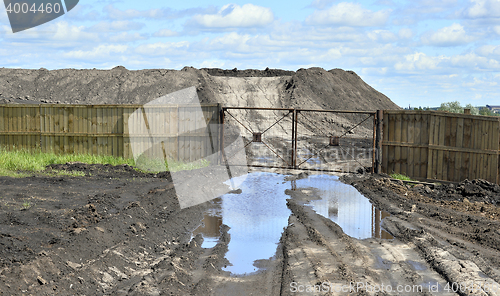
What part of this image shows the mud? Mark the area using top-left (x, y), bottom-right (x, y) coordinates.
top-left (1, 164), bottom-right (499, 295)
top-left (0, 67), bottom-right (399, 113)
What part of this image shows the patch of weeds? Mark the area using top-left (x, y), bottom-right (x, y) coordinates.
top-left (390, 173), bottom-right (413, 181)
top-left (50, 171), bottom-right (86, 177)
top-left (21, 201), bottom-right (33, 210)
top-left (0, 148), bottom-right (133, 177)
top-left (135, 155), bottom-right (210, 173)
top-left (0, 148), bottom-right (209, 178)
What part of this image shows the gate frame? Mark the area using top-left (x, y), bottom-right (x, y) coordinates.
top-left (221, 106), bottom-right (381, 173)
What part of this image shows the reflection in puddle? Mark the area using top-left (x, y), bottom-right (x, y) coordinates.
top-left (406, 260), bottom-right (428, 271)
top-left (192, 173), bottom-right (393, 275)
top-left (192, 205), bottom-right (223, 249)
top-left (194, 172), bottom-right (291, 275)
top-left (297, 175), bottom-right (393, 240)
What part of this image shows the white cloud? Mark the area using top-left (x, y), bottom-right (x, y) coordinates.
top-left (63, 44), bottom-right (128, 60)
top-left (135, 42), bottom-right (190, 56)
top-left (199, 60), bottom-right (227, 68)
top-left (407, 0), bottom-right (458, 14)
top-left (464, 0), bottom-right (500, 18)
top-left (306, 2), bottom-right (391, 27)
top-left (52, 21), bottom-right (99, 42)
top-left (203, 32), bottom-right (254, 52)
top-left (309, 0), bottom-right (336, 9)
top-left (90, 21), bottom-right (144, 32)
top-left (108, 32), bottom-right (147, 43)
top-left (153, 29), bottom-right (178, 37)
top-left (398, 28), bottom-right (413, 39)
top-left (191, 4), bottom-right (274, 28)
top-left (103, 5), bottom-right (217, 21)
top-left (476, 44), bottom-right (500, 56)
top-left (104, 5), bottom-right (169, 20)
top-left (450, 52), bottom-right (500, 69)
top-left (462, 77), bottom-right (497, 87)
top-left (395, 52), bottom-right (443, 71)
top-left (367, 30), bottom-right (398, 42)
top-left (421, 23), bottom-right (475, 46)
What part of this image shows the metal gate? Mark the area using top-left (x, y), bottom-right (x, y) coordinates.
top-left (221, 107), bottom-right (378, 173)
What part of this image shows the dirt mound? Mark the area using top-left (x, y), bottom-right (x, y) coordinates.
top-left (201, 67), bottom-right (295, 77)
top-left (0, 66), bottom-right (399, 111)
top-left (413, 178), bottom-right (500, 205)
top-left (46, 162), bottom-right (172, 179)
top-left (284, 68), bottom-right (398, 110)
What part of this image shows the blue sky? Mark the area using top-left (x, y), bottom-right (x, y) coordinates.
top-left (2, 0), bottom-right (500, 108)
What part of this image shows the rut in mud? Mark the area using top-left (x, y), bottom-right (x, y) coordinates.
top-left (1, 163), bottom-right (500, 295)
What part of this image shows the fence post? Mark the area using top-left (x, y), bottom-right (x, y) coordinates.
top-left (291, 109), bottom-right (296, 168)
top-left (372, 113), bottom-right (376, 173)
top-left (294, 110), bottom-right (299, 168)
top-left (375, 110), bottom-right (383, 174)
top-left (220, 107), bottom-right (225, 165)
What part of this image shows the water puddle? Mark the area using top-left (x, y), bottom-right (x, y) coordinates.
top-left (295, 175), bottom-right (393, 240)
top-left (192, 199), bottom-right (223, 249)
top-left (406, 260), bottom-right (428, 271)
top-left (192, 172), bottom-right (392, 275)
top-left (194, 172), bottom-right (291, 275)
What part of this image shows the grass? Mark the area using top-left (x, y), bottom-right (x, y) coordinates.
top-left (0, 148), bottom-right (209, 177)
top-left (135, 155), bottom-right (210, 173)
top-left (390, 173), bottom-right (413, 181)
top-left (21, 201), bottom-right (33, 210)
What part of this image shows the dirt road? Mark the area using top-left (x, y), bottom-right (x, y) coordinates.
top-left (0, 165), bottom-right (499, 295)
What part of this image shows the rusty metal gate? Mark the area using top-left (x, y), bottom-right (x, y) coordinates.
top-left (221, 107), bottom-right (378, 173)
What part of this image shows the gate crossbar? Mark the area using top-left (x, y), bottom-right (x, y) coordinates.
top-left (221, 107), bottom-right (377, 172)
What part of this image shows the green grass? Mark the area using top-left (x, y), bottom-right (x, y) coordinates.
top-left (0, 148), bottom-right (134, 172)
top-left (390, 173), bottom-right (413, 181)
top-left (0, 148), bottom-right (209, 177)
top-left (21, 201), bottom-right (33, 210)
top-left (134, 154), bottom-right (210, 173)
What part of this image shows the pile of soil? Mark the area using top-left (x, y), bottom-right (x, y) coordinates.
top-left (413, 179), bottom-right (500, 205)
top-left (46, 162), bottom-right (171, 179)
top-left (0, 67), bottom-right (399, 112)
top-left (1, 164), bottom-right (500, 295)
top-left (201, 67), bottom-right (295, 77)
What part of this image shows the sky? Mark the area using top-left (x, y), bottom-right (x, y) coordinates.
top-left (1, 0), bottom-right (500, 108)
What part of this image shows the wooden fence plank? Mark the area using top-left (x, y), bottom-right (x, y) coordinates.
top-left (436, 116), bottom-right (446, 180)
top-left (383, 110), bottom-right (500, 184)
top-left (400, 114), bottom-right (408, 175)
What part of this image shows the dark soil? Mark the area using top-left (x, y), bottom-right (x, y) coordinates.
top-left (0, 164), bottom-right (241, 295)
top-left (1, 165), bottom-right (500, 295)
top-left (0, 67), bottom-right (399, 112)
top-left (341, 174), bottom-right (500, 289)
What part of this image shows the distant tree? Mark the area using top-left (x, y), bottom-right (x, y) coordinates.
top-left (464, 104), bottom-right (480, 115)
top-left (479, 107), bottom-right (500, 116)
top-left (479, 107), bottom-right (492, 116)
top-left (438, 101), bottom-right (479, 115)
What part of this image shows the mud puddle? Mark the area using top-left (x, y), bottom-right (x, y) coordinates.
top-left (193, 172), bottom-right (291, 275)
top-left (192, 172), bottom-right (392, 276)
top-left (294, 175), bottom-right (393, 239)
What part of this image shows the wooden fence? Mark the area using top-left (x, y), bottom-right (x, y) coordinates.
top-left (382, 110), bottom-right (500, 184)
top-left (0, 104), bottom-right (221, 162)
